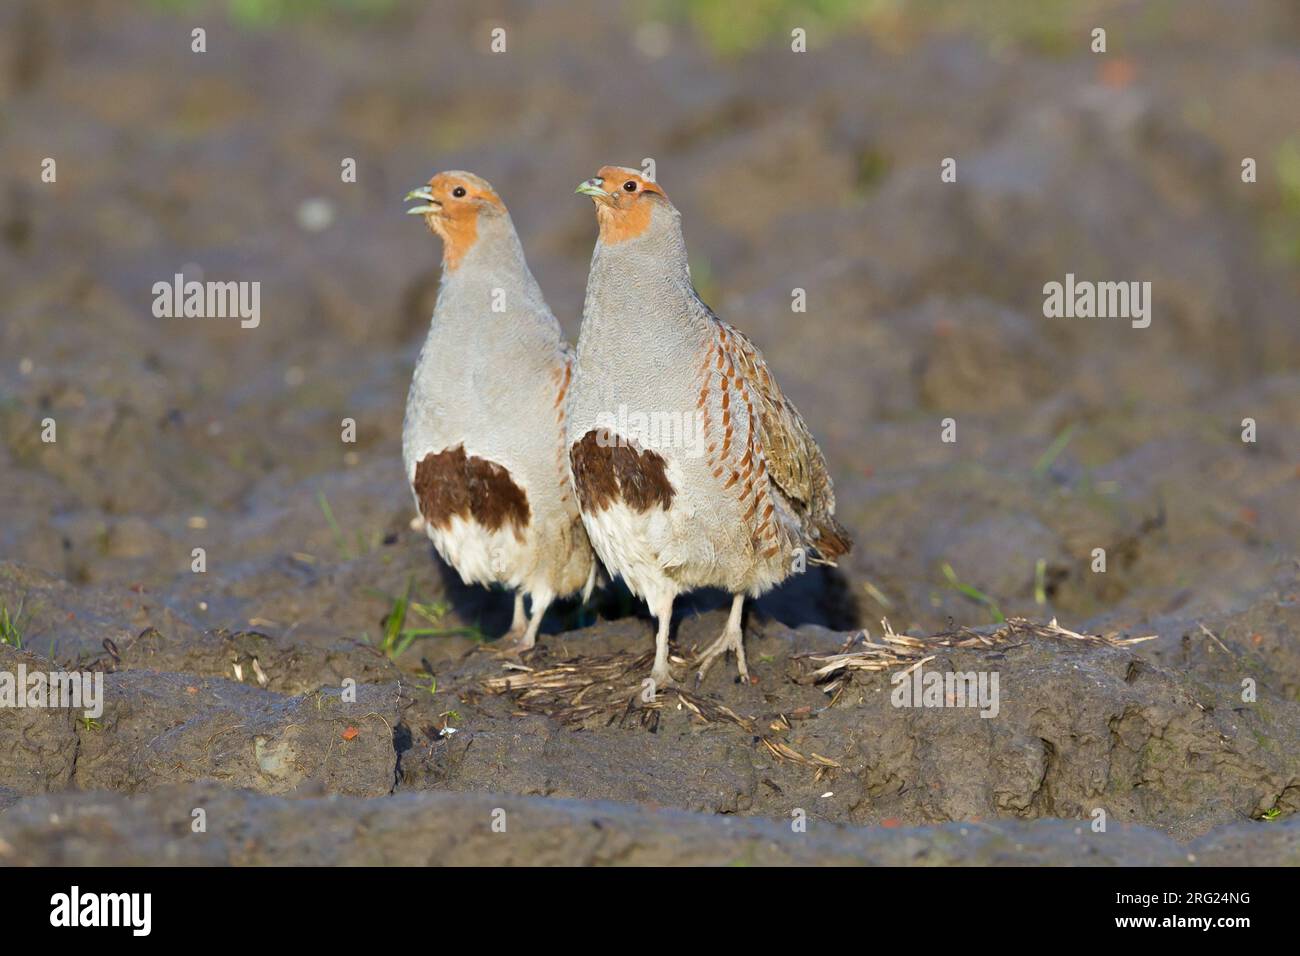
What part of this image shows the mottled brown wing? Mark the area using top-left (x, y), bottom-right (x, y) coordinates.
top-left (710, 316), bottom-right (851, 560)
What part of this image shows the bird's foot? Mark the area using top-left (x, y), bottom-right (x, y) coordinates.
top-left (695, 627), bottom-right (748, 684)
top-left (648, 663), bottom-right (678, 694)
top-left (488, 628), bottom-right (535, 658)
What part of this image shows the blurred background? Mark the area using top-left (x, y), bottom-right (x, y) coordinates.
top-left (1, 0), bottom-right (1297, 664)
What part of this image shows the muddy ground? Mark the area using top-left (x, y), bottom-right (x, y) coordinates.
top-left (0, 0), bottom-right (1298, 864)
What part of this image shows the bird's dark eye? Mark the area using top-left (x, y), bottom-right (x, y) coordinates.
top-left (623, 180), bottom-right (637, 192)
top-left (452, 186), bottom-right (467, 198)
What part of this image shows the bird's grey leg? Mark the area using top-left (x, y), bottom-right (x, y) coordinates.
top-left (650, 594), bottom-right (676, 689)
top-left (696, 593), bottom-right (748, 682)
top-left (506, 591), bottom-right (527, 639)
top-left (493, 590), bottom-right (540, 656)
top-left (519, 589), bottom-right (554, 651)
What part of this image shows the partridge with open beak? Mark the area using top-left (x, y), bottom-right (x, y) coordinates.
top-left (402, 171), bottom-right (595, 653)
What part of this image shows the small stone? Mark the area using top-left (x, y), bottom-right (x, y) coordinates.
top-left (296, 197), bottom-right (335, 232)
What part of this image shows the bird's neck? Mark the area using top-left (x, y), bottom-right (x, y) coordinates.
top-left (425, 218), bottom-right (555, 346)
top-left (448, 212), bottom-right (527, 276)
top-left (579, 225), bottom-right (708, 361)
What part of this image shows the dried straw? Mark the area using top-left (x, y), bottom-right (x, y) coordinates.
top-left (795, 616), bottom-right (1155, 686)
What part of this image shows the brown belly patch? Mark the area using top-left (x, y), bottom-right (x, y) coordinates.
top-left (570, 428), bottom-right (675, 513)
top-left (413, 445), bottom-right (530, 542)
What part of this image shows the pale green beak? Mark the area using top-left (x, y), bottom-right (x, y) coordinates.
top-left (404, 186), bottom-right (439, 215)
top-left (575, 178), bottom-right (608, 199)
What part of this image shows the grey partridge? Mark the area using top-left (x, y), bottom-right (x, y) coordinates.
top-left (404, 171), bottom-right (595, 652)
top-left (568, 166), bottom-right (850, 687)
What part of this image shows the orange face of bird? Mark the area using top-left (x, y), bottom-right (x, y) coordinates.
top-left (575, 166), bottom-right (669, 243)
top-left (405, 171), bottom-right (505, 270)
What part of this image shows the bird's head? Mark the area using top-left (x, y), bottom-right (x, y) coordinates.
top-left (404, 171), bottom-right (505, 270)
top-left (575, 166), bottom-right (671, 243)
